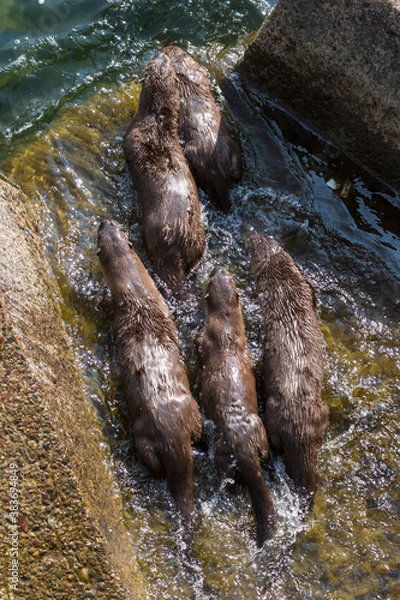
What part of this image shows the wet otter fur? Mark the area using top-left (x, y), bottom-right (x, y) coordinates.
top-left (97, 220), bottom-right (203, 537)
top-left (246, 231), bottom-right (329, 503)
top-left (161, 45), bottom-right (242, 213)
top-left (123, 50), bottom-right (205, 295)
top-left (197, 267), bottom-right (275, 546)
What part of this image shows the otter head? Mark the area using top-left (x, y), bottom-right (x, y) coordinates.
top-left (203, 267), bottom-right (245, 349)
top-left (244, 228), bottom-right (282, 278)
top-left (161, 45), bottom-right (209, 97)
top-left (205, 267), bottom-right (240, 316)
top-left (145, 51), bottom-right (175, 86)
top-left (97, 220), bottom-right (139, 297)
top-left (139, 51), bottom-right (179, 122)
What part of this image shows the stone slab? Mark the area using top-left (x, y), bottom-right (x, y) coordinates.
top-left (236, 0), bottom-right (400, 188)
top-left (0, 178), bottom-right (145, 599)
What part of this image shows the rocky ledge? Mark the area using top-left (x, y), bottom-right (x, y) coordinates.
top-left (0, 179), bottom-right (144, 599)
top-left (236, 0), bottom-right (400, 188)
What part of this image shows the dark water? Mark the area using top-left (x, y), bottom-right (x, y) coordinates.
top-left (1, 1), bottom-right (399, 599)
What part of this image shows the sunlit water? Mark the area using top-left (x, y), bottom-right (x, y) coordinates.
top-left (1, 1), bottom-right (399, 599)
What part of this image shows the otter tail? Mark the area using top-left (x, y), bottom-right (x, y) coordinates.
top-left (166, 450), bottom-right (196, 547)
top-left (285, 441), bottom-right (318, 508)
top-left (148, 245), bottom-right (187, 298)
top-left (237, 455), bottom-right (275, 547)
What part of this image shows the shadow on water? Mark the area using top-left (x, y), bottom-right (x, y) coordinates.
top-left (0, 1), bottom-right (399, 597)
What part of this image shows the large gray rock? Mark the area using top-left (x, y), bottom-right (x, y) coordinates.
top-left (236, 0), bottom-right (400, 187)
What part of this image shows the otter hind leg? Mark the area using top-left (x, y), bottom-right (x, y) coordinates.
top-left (135, 437), bottom-right (164, 478)
top-left (284, 440), bottom-right (317, 507)
top-left (214, 437), bottom-right (237, 486)
top-left (155, 249), bottom-right (186, 297)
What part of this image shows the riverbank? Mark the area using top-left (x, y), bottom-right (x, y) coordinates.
top-left (0, 178), bottom-right (144, 599)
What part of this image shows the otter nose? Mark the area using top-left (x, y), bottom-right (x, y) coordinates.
top-left (210, 266), bottom-right (225, 279)
top-left (99, 219), bottom-right (111, 231)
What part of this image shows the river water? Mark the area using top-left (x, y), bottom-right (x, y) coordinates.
top-left (0, 1), bottom-right (399, 599)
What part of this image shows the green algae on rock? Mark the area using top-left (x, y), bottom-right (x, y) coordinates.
top-left (2, 81), bottom-right (140, 204)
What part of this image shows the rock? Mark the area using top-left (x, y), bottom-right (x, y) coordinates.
top-left (236, 0), bottom-right (400, 188)
top-left (0, 179), bottom-right (145, 599)
top-left (79, 567), bottom-right (90, 583)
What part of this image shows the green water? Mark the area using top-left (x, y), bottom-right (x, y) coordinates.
top-left (1, 1), bottom-right (399, 599)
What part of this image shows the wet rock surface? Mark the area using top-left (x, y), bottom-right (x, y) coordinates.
top-left (237, 0), bottom-right (400, 188)
top-left (0, 179), bottom-right (144, 599)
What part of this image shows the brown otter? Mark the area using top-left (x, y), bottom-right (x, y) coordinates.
top-left (161, 45), bottom-right (242, 213)
top-left (246, 231), bottom-right (329, 503)
top-left (123, 50), bottom-right (205, 295)
top-left (97, 220), bottom-right (203, 537)
top-left (197, 267), bottom-right (275, 546)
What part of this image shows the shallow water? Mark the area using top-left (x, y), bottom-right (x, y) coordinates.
top-left (1, 1), bottom-right (399, 599)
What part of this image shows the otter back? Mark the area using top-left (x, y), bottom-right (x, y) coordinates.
top-left (123, 50), bottom-right (205, 294)
top-left (161, 45), bottom-right (242, 213)
top-left (247, 231), bottom-right (329, 502)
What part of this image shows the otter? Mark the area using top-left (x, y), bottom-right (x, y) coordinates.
top-left (123, 50), bottom-right (205, 295)
top-left (161, 45), bottom-right (242, 213)
top-left (246, 231), bottom-right (329, 503)
top-left (197, 267), bottom-right (275, 546)
top-left (97, 220), bottom-right (203, 537)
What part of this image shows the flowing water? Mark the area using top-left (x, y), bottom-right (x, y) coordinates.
top-left (1, 1), bottom-right (399, 599)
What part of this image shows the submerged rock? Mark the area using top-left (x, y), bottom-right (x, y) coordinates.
top-left (236, 0), bottom-right (400, 188)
